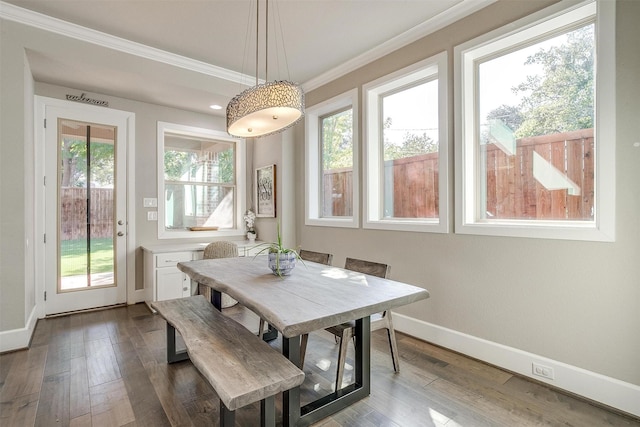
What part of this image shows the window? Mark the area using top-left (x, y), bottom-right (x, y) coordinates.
top-left (157, 122), bottom-right (246, 239)
top-left (364, 52), bottom-right (449, 233)
top-left (455, 1), bottom-right (615, 241)
top-left (305, 89), bottom-right (359, 228)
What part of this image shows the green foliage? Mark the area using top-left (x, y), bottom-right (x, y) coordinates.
top-left (61, 138), bottom-right (114, 187)
top-left (486, 104), bottom-right (523, 132)
top-left (513, 25), bottom-right (594, 138)
top-left (164, 150), bottom-right (192, 181)
top-left (383, 118), bottom-right (438, 161)
top-left (322, 109), bottom-right (353, 170)
top-left (484, 24), bottom-right (595, 139)
top-left (164, 147), bottom-right (234, 183)
top-left (253, 223), bottom-right (303, 277)
top-left (384, 132), bottom-right (437, 161)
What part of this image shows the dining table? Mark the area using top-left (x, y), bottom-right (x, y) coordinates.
top-left (177, 256), bottom-right (430, 426)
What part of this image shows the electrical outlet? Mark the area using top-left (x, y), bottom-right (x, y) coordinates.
top-left (532, 362), bottom-right (555, 380)
top-left (147, 211), bottom-right (158, 221)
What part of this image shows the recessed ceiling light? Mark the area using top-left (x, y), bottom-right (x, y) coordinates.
top-left (210, 104), bottom-right (223, 110)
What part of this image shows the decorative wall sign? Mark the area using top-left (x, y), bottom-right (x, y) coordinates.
top-left (255, 164), bottom-right (276, 217)
top-left (66, 93), bottom-right (109, 107)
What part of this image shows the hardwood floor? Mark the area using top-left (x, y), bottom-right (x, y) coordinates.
top-left (1, 303), bottom-right (638, 427)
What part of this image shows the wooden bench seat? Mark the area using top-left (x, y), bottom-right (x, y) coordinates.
top-left (151, 295), bottom-right (305, 427)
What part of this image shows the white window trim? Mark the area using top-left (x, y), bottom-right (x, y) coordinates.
top-left (454, 0), bottom-right (615, 242)
top-left (305, 88), bottom-right (360, 228)
top-left (157, 121), bottom-right (246, 239)
top-left (363, 52), bottom-right (450, 233)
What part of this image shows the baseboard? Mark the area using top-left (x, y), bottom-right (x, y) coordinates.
top-left (130, 288), bottom-right (148, 305)
top-left (0, 305), bottom-right (38, 353)
top-left (393, 313), bottom-right (640, 418)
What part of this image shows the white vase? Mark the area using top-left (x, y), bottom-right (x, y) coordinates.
top-left (247, 232), bottom-right (256, 242)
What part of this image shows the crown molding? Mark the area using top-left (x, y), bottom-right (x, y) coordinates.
top-left (1, 0), bottom-right (495, 94)
top-left (0, 0), bottom-right (255, 85)
top-left (302, 0), bottom-right (497, 92)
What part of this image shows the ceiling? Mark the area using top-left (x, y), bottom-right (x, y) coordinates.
top-left (1, 0), bottom-right (495, 117)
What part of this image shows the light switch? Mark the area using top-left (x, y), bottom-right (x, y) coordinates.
top-left (147, 211), bottom-right (158, 221)
top-left (143, 198), bottom-right (157, 208)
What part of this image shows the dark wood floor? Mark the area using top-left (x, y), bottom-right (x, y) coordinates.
top-left (1, 303), bottom-right (638, 427)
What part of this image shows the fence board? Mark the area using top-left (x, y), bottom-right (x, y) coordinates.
top-left (60, 188), bottom-right (113, 240)
top-left (323, 129), bottom-right (594, 222)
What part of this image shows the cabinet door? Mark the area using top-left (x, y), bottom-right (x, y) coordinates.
top-left (156, 267), bottom-right (186, 301)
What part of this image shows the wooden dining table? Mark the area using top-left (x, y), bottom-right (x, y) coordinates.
top-left (177, 256), bottom-right (430, 426)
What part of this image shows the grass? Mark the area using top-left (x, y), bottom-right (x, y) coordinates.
top-left (60, 237), bottom-right (114, 277)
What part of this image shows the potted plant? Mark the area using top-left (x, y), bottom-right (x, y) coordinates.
top-left (254, 223), bottom-right (302, 277)
top-left (244, 209), bottom-right (257, 242)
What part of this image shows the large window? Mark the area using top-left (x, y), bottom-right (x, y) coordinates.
top-left (364, 52), bottom-right (449, 233)
top-left (157, 122), bottom-right (246, 239)
top-left (305, 89), bottom-right (359, 228)
top-left (455, 1), bottom-right (615, 241)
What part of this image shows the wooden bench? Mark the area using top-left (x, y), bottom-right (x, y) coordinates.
top-left (151, 295), bottom-right (305, 427)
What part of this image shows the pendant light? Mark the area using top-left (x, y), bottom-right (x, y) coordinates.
top-left (226, 0), bottom-right (304, 138)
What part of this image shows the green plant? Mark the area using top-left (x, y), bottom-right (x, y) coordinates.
top-left (253, 223), bottom-right (303, 277)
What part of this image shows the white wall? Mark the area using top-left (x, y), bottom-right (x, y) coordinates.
top-left (296, 0), bottom-right (640, 416)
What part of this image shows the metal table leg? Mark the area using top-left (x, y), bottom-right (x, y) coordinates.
top-left (283, 316), bottom-right (371, 427)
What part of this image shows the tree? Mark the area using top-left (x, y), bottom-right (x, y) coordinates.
top-left (384, 132), bottom-right (437, 161)
top-left (60, 138), bottom-right (114, 187)
top-left (322, 110), bottom-right (353, 170)
top-left (513, 25), bottom-right (594, 138)
top-left (486, 104), bottom-right (523, 132)
top-left (383, 117), bottom-right (437, 161)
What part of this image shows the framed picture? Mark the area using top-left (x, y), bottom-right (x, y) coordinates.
top-left (255, 164), bottom-right (276, 217)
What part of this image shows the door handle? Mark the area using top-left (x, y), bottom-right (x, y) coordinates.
top-left (118, 220), bottom-right (124, 225)
top-left (117, 231), bottom-right (124, 237)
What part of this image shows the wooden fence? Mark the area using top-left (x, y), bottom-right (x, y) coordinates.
top-left (322, 167), bottom-right (353, 216)
top-left (323, 128), bottom-right (594, 220)
top-left (60, 187), bottom-right (113, 240)
top-left (484, 129), bottom-right (594, 220)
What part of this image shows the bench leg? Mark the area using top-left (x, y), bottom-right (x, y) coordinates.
top-left (219, 402), bottom-right (235, 427)
top-left (166, 323), bottom-right (189, 363)
top-left (260, 395), bottom-right (276, 427)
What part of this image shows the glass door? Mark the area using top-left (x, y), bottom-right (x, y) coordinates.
top-left (44, 103), bottom-right (127, 314)
top-left (58, 120), bottom-right (116, 291)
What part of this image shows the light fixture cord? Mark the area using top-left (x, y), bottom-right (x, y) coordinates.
top-left (265, 0), bottom-right (269, 82)
top-left (255, 0), bottom-right (259, 86)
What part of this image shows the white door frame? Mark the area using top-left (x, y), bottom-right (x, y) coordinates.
top-left (34, 96), bottom-right (137, 317)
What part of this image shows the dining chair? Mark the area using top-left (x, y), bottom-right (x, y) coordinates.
top-left (302, 257), bottom-right (398, 390)
top-left (290, 250), bottom-right (334, 368)
top-left (298, 249), bottom-right (333, 266)
top-left (200, 241), bottom-right (239, 308)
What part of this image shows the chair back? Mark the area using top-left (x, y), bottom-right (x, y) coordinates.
top-left (203, 241), bottom-right (238, 259)
top-left (299, 249), bottom-right (333, 266)
top-left (344, 257), bottom-right (390, 279)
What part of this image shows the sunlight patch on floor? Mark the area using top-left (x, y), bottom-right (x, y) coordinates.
top-left (316, 358), bottom-right (332, 371)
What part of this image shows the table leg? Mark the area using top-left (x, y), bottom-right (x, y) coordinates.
top-left (282, 336), bottom-right (301, 427)
top-left (283, 317), bottom-right (371, 427)
top-left (166, 323), bottom-right (189, 363)
top-left (210, 289), bottom-right (222, 311)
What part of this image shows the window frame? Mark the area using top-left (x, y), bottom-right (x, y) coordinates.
top-left (157, 121), bottom-right (246, 239)
top-left (363, 52), bottom-right (450, 233)
top-left (305, 88), bottom-right (359, 228)
top-left (454, 0), bottom-right (615, 241)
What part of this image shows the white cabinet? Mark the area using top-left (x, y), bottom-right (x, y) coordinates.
top-left (142, 241), bottom-right (263, 305)
top-left (143, 250), bottom-right (195, 303)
